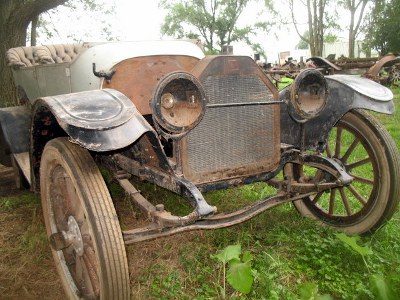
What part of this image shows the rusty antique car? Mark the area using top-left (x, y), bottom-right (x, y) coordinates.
top-left (1, 41), bottom-right (399, 299)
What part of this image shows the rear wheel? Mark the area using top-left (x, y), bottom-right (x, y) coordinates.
top-left (40, 138), bottom-right (130, 299)
top-left (287, 109), bottom-right (400, 234)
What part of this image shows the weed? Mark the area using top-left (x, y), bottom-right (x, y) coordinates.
top-left (212, 244), bottom-right (254, 297)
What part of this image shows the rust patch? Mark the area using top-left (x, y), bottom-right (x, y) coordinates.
top-left (103, 55), bottom-right (200, 115)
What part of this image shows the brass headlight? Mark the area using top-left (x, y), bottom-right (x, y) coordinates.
top-left (151, 71), bottom-right (206, 135)
top-left (290, 69), bottom-right (328, 122)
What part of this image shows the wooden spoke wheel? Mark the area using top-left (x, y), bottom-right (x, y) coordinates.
top-left (40, 138), bottom-right (129, 299)
top-left (287, 110), bottom-right (400, 234)
top-left (388, 65), bottom-right (400, 85)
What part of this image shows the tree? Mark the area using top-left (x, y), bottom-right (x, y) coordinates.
top-left (0, 0), bottom-right (68, 107)
top-left (296, 31), bottom-right (310, 49)
top-left (339, 0), bottom-right (370, 58)
top-left (288, 0), bottom-right (338, 56)
top-left (368, 0), bottom-right (400, 55)
top-left (30, 0), bottom-right (117, 45)
top-left (160, 0), bottom-right (259, 54)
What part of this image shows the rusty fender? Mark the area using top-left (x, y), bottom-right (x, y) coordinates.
top-left (31, 88), bottom-right (152, 151)
top-left (280, 74), bottom-right (394, 151)
top-left (30, 88), bottom-right (153, 190)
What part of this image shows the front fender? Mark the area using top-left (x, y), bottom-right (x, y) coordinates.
top-left (32, 88), bottom-right (153, 152)
top-left (30, 88), bottom-right (154, 191)
top-left (280, 74), bottom-right (394, 151)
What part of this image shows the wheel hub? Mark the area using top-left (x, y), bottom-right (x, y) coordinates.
top-left (49, 216), bottom-right (84, 256)
top-left (65, 216), bottom-right (84, 256)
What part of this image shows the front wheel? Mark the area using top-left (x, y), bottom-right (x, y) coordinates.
top-left (287, 109), bottom-right (400, 234)
top-left (40, 138), bottom-right (130, 299)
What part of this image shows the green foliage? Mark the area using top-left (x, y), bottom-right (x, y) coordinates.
top-left (277, 77), bottom-right (293, 90)
top-left (335, 233), bottom-right (373, 257)
top-left (298, 282), bottom-right (333, 300)
top-left (291, 228), bottom-right (373, 299)
top-left (296, 31), bottom-right (309, 50)
top-left (212, 244), bottom-right (254, 295)
top-left (335, 232), bottom-right (400, 300)
top-left (227, 254), bottom-right (253, 294)
top-left (160, 0), bottom-right (274, 54)
top-left (324, 33), bottom-right (338, 44)
top-left (370, 274), bottom-right (398, 300)
top-left (367, 0), bottom-right (400, 55)
top-left (33, 0), bottom-right (118, 44)
top-left (213, 244), bottom-right (242, 264)
top-left (0, 193), bottom-right (40, 211)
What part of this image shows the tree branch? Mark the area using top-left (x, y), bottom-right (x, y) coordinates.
top-left (13, 0), bottom-right (69, 28)
top-left (290, 0), bottom-right (310, 44)
top-left (354, 0), bottom-right (368, 37)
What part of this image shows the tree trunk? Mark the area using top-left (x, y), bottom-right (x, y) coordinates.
top-left (306, 0), bottom-right (325, 57)
top-left (348, 0), bottom-right (368, 58)
top-left (31, 15), bottom-right (39, 46)
top-left (0, 1), bottom-right (27, 107)
top-left (307, 0), bottom-right (316, 56)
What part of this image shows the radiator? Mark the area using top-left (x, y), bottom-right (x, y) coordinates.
top-left (181, 69), bottom-right (280, 184)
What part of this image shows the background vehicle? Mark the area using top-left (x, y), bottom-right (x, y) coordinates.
top-left (1, 40), bottom-right (399, 299)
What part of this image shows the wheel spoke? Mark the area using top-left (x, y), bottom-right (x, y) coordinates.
top-left (83, 246), bottom-right (100, 296)
top-left (313, 170), bottom-right (325, 183)
top-left (346, 157), bottom-right (371, 170)
top-left (75, 255), bottom-right (84, 290)
top-left (312, 192), bottom-right (323, 204)
top-left (325, 143), bottom-right (333, 158)
top-left (329, 189), bottom-right (336, 214)
top-left (341, 138), bottom-right (360, 163)
top-left (347, 185), bottom-right (367, 206)
top-left (335, 127), bottom-right (342, 158)
top-left (351, 174), bottom-right (374, 185)
top-left (75, 254), bottom-right (97, 299)
top-left (339, 188), bottom-right (352, 216)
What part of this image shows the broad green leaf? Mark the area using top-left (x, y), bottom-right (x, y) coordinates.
top-left (335, 233), bottom-right (373, 256)
top-left (212, 244), bottom-right (241, 264)
top-left (227, 259), bottom-right (253, 294)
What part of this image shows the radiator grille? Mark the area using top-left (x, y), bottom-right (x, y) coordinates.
top-left (203, 74), bottom-right (274, 104)
top-left (183, 74), bottom-right (280, 183)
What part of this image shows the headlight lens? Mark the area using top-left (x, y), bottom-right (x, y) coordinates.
top-left (290, 68), bottom-right (327, 121)
top-left (151, 71), bottom-right (206, 134)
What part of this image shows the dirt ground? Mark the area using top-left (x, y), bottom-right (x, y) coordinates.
top-left (0, 164), bottom-right (197, 299)
top-left (0, 164), bottom-right (66, 299)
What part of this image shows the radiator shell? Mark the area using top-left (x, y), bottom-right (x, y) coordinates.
top-left (180, 56), bottom-right (280, 184)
